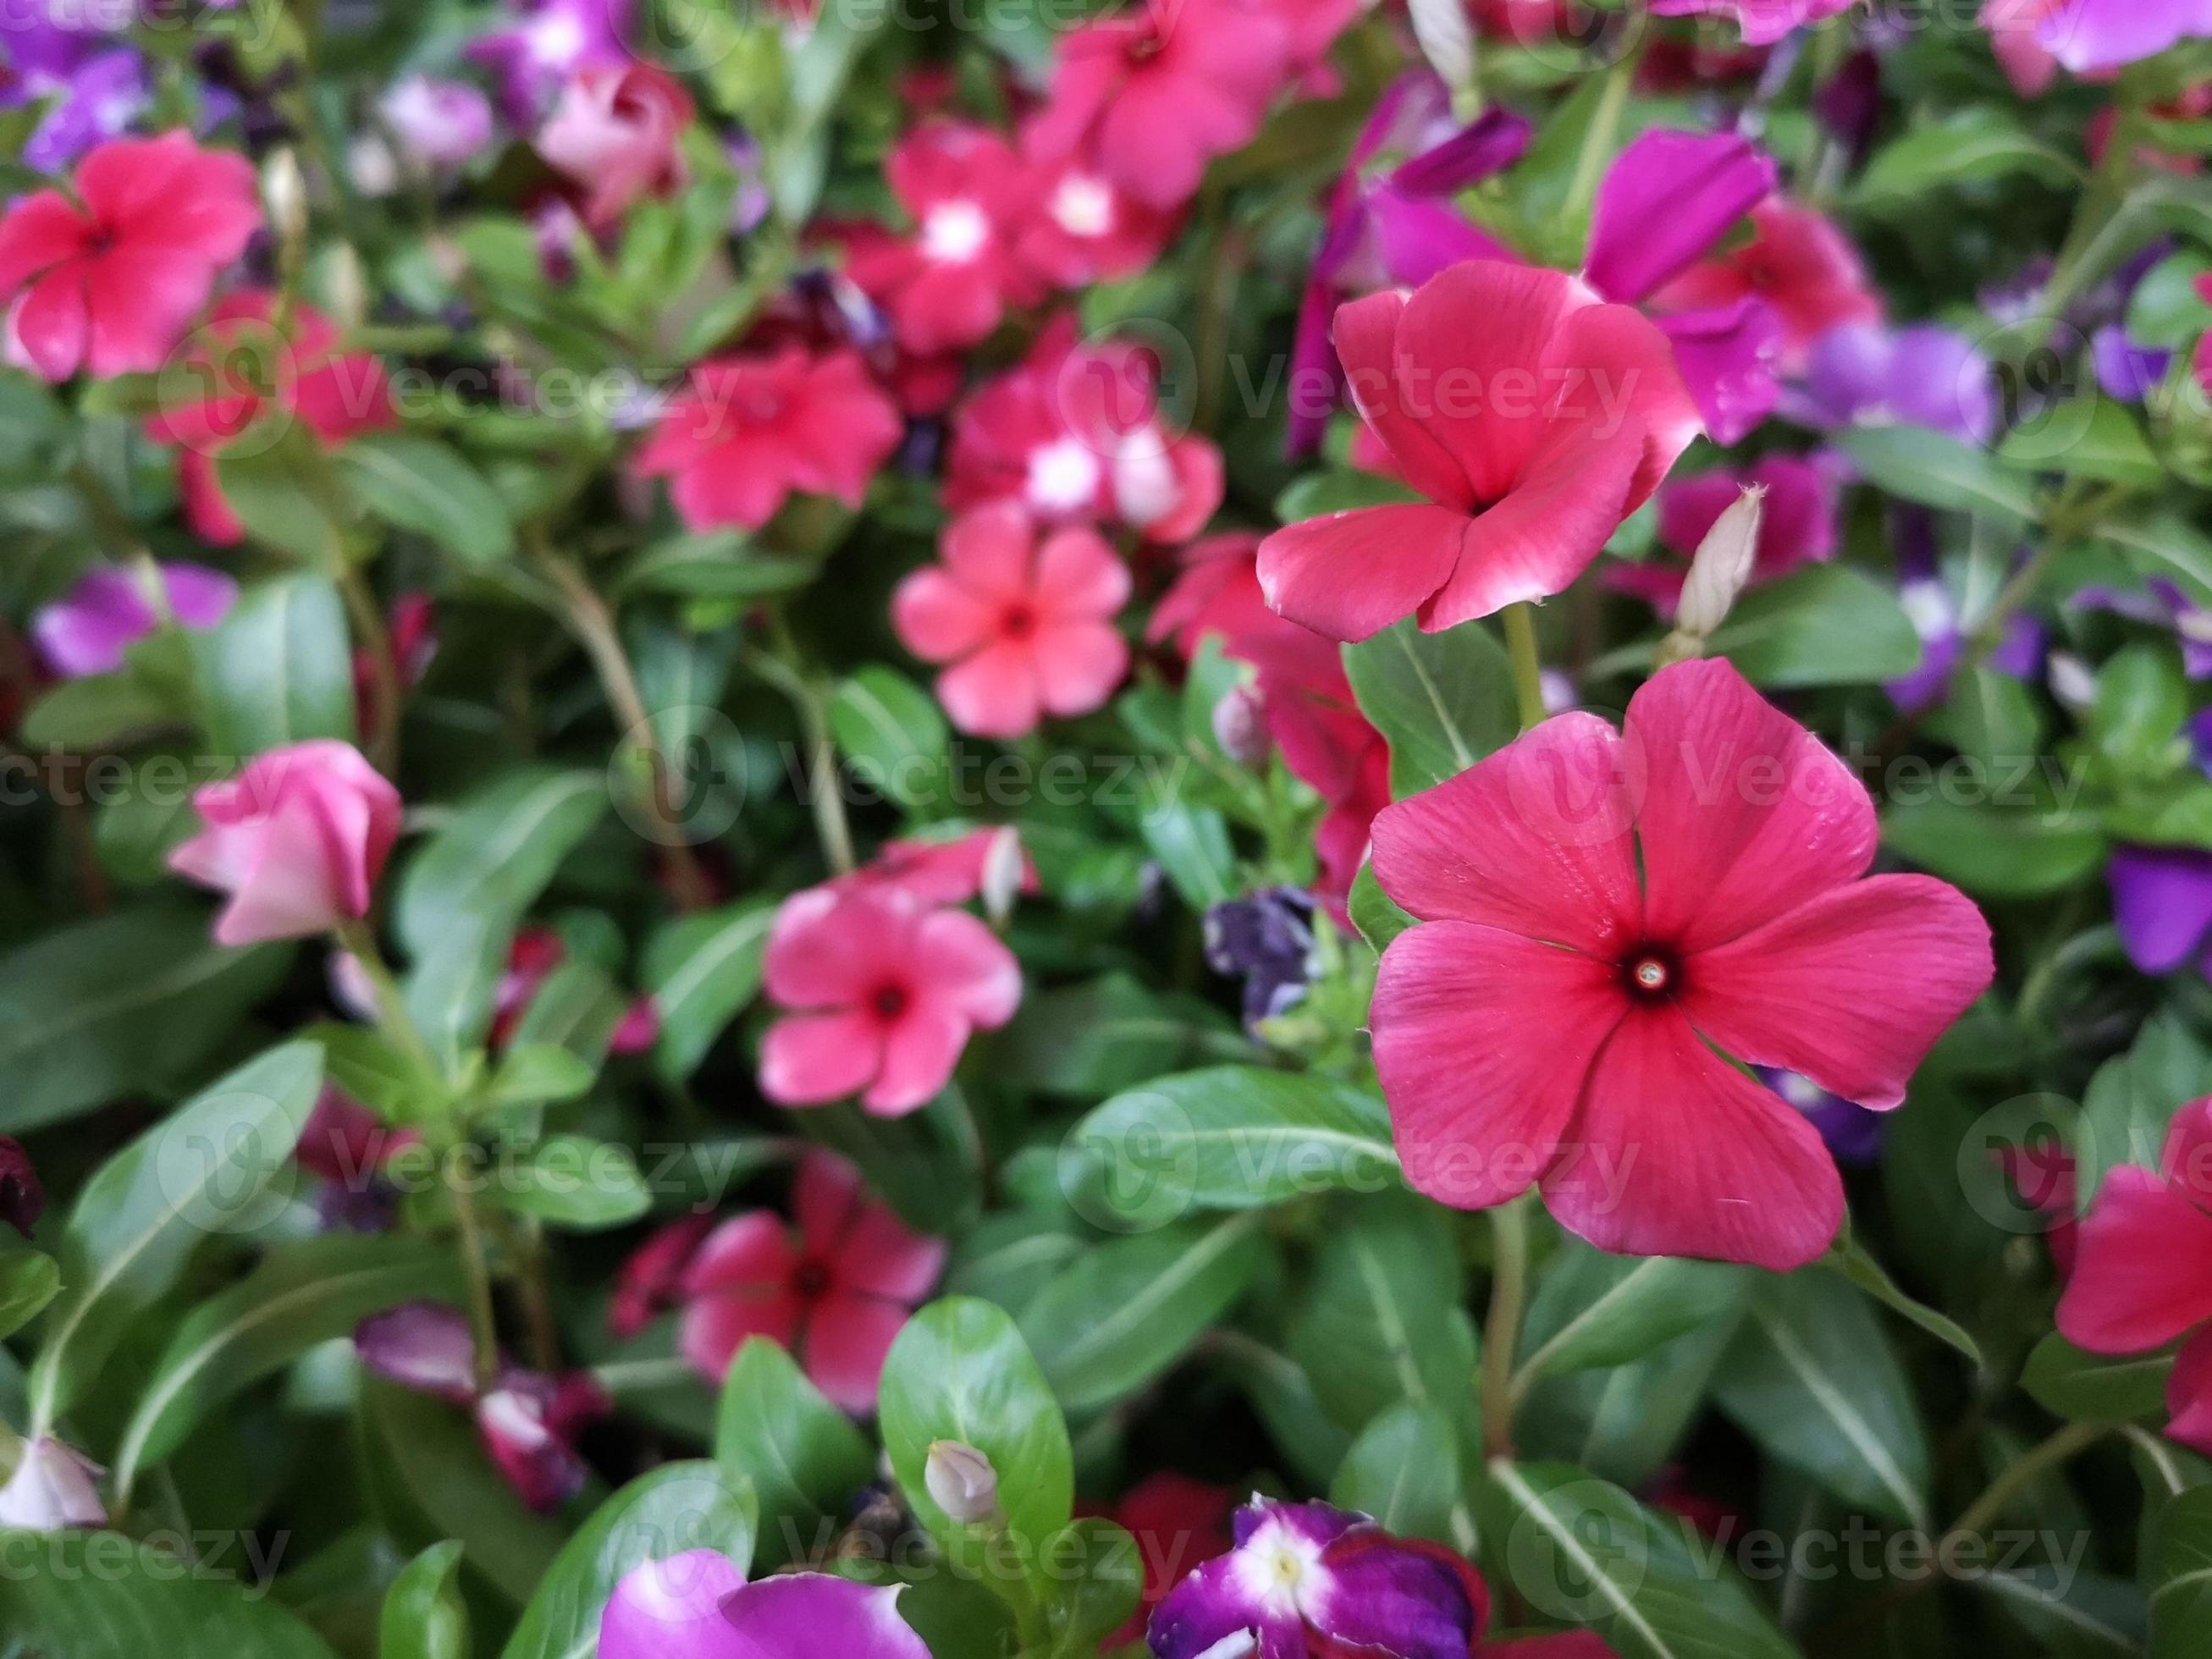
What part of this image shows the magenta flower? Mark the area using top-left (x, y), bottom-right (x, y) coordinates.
top-left (758, 885), bottom-right (1022, 1115)
top-left (468, 0), bottom-right (632, 123)
top-left (32, 561), bottom-right (235, 679)
top-left (1610, 455), bottom-right (1839, 618)
top-left (0, 1136), bottom-right (42, 1238)
top-left (1651, 200), bottom-right (1882, 376)
top-left (537, 62), bottom-right (695, 230)
top-left (1369, 659), bottom-right (1993, 1270)
top-left (2057, 1099), bottom-right (2212, 1453)
top-left (2005, 0), bottom-right (2212, 76)
top-left (599, 1550), bottom-right (930, 1659)
top-left (1647, 0), bottom-right (1858, 45)
top-left (378, 75), bottom-right (496, 169)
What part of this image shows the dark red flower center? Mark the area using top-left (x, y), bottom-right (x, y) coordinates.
top-left (870, 982), bottom-right (911, 1021)
top-left (999, 602), bottom-right (1039, 641)
top-left (1621, 948), bottom-right (1680, 1000)
top-left (792, 1258), bottom-right (833, 1299)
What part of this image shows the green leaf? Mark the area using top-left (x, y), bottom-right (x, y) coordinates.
top-left (641, 900), bottom-right (774, 1083)
top-left (216, 433), bottom-right (351, 569)
top-left (20, 667), bottom-right (179, 749)
top-left (194, 572), bottom-right (357, 756)
top-left (1274, 468), bottom-right (1423, 521)
top-left (1855, 109), bottom-right (2081, 206)
top-left (342, 433), bottom-right (516, 566)
top-left (1838, 426), bottom-right (2043, 531)
top-left (2000, 398), bottom-right (2165, 488)
top-left (996, 974), bottom-right (1247, 1099)
top-left (1714, 1270), bottom-right (1932, 1529)
top-left (1883, 798), bottom-right (2108, 898)
top-left (1330, 1399), bottom-right (1467, 1546)
top-left (2078, 1016), bottom-right (2212, 1210)
top-left (499, 1134), bottom-right (652, 1230)
top-left (2089, 642), bottom-right (2188, 774)
top-left (615, 531), bottom-right (817, 600)
top-left (0, 1530), bottom-right (344, 1658)
top-left (1348, 865), bottom-right (1417, 953)
top-left (1017, 1215), bottom-right (1264, 1414)
top-left (1061, 1066), bottom-right (1397, 1230)
top-left (27, 1039), bottom-right (324, 1434)
top-left (394, 768), bottom-right (609, 961)
top-left (379, 1541), bottom-right (471, 1659)
top-left (1706, 564), bottom-right (1926, 688)
top-left (114, 1232), bottom-right (461, 1496)
top-left (0, 1247), bottom-right (59, 1342)
top-left (879, 1297), bottom-right (1074, 1558)
top-left (2023, 1332), bottom-right (2173, 1423)
top-left (2148, 1485), bottom-right (2212, 1657)
top-left (1343, 616), bottom-right (1518, 795)
top-left (1520, 1243), bottom-right (1751, 1379)
top-left (1822, 1231), bottom-right (1985, 1368)
top-left (499, 1462), bottom-right (755, 1659)
top-left (714, 1337), bottom-right (875, 1573)
top-left (1040, 1518), bottom-right (1145, 1652)
top-left (830, 666), bottom-right (949, 809)
top-left (0, 905), bottom-right (292, 1133)
top-left (509, 962), bottom-right (630, 1070)
top-left (486, 1044), bottom-right (596, 1111)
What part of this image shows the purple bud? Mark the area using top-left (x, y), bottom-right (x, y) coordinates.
top-left (0, 1138), bottom-right (42, 1239)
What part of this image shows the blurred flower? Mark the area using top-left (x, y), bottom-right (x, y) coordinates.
top-left (892, 504), bottom-right (1131, 739)
top-left (758, 885), bottom-right (1021, 1115)
top-left (537, 62), bottom-right (695, 230)
top-left (599, 1551), bottom-right (930, 1659)
top-left (633, 345), bottom-right (904, 531)
top-left (0, 1437), bottom-right (105, 1532)
top-left (146, 292), bottom-right (395, 547)
top-left (379, 74), bottom-right (496, 170)
top-left (2072, 577), bottom-right (2212, 678)
top-left (356, 1302), bottom-right (609, 1512)
top-left (1610, 455), bottom-right (1837, 619)
top-left (1260, 262), bottom-right (1701, 641)
top-left (1758, 1067), bottom-right (1885, 1165)
top-left (1015, 154), bottom-right (1178, 289)
top-left (31, 561), bottom-right (236, 679)
top-left (0, 10), bottom-right (148, 174)
top-left (1369, 659), bottom-right (1993, 1270)
top-left (841, 825), bottom-right (1039, 910)
top-left (1094, 1472), bottom-right (1235, 1646)
top-left (1786, 321), bottom-right (1998, 446)
top-left (296, 1087), bottom-right (420, 1234)
top-left (2057, 1098), bottom-right (2212, 1453)
top-left (652, 1150), bottom-right (946, 1410)
top-left (1647, 0), bottom-right (1858, 46)
top-left (1652, 200), bottom-right (1882, 376)
top-left (469, 0), bottom-right (632, 124)
top-left (1150, 1496), bottom-right (1488, 1658)
top-left (2107, 845), bottom-right (2212, 977)
top-left (0, 130), bottom-right (260, 382)
top-left (489, 929), bottom-right (658, 1056)
top-left (1993, 0), bottom-right (2212, 80)
top-left (168, 740), bottom-right (404, 947)
top-left (1024, 0), bottom-right (1291, 211)
top-left (0, 1137), bottom-right (43, 1238)
top-left (1997, 1137), bottom-right (2080, 1276)
top-left (1885, 510), bottom-right (2046, 713)
top-left (352, 592), bottom-right (439, 732)
top-left (1205, 888), bottom-right (1320, 1029)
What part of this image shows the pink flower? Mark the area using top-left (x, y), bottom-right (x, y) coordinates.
top-left (845, 826), bottom-right (1040, 909)
top-left (168, 740), bottom-right (405, 947)
top-left (758, 885), bottom-right (1022, 1115)
top-left (536, 62), bottom-right (695, 229)
top-left (632, 345), bottom-right (904, 531)
top-left (1024, 0), bottom-right (1292, 210)
top-left (1609, 455), bottom-right (1840, 618)
top-left (379, 75), bottom-right (496, 169)
top-left (665, 1151), bottom-right (946, 1410)
top-left (893, 504), bottom-right (1131, 739)
top-left (843, 122), bottom-right (1045, 354)
top-left (600, 1551), bottom-right (931, 1659)
top-left (31, 561), bottom-right (236, 679)
top-left (490, 929), bottom-right (659, 1055)
top-left (146, 292), bottom-right (394, 547)
top-left (0, 130), bottom-right (260, 381)
top-left (295, 1086), bottom-right (421, 1185)
top-left (1259, 262), bottom-right (1702, 642)
top-left (1646, 0), bottom-right (1857, 46)
top-left (0, 1136), bottom-right (42, 1239)
top-left (1369, 659), bottom-right (1993, 1270)
top-left (1651, 200), bottom-right (1882, 373)
top-left (0, 1437), bottom-right (105, 1532)
top-left (1014, 156), bottom-right (1178, 289)
top-left (2056, 1100), bottom-right (2212, 1453)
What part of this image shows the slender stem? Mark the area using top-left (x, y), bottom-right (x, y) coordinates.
top-left (1940, 1420), bottom-right (2108, 1552)
top-left (339, 570), bottom-right (402, 775)
top-left (758, 616), bottom-right (856, 876)
top-left (444, 1145), bottom-right (501, 1392)
top-left (334, 918), bottom-right (439, 1078)
top-left (1502, 603), bottom-right (1547, 731)
top-left (1965, 484), bottom-right (2130, 665)
top-left (1560, 36), bottom-right (1644, 242)
top-left (1479, 1193), bottom-right (1533, 1460)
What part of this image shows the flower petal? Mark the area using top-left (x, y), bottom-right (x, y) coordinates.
top-left (803, 1292), bottom-right (910, 1413)
top-left (599, 1551), bottom-right (749, 1659)
top-left (759, 1010), bottom-right (885, 1107)
top-left (913, 907), bottom-right (1023, 1027)
top-left (2107, 846), bottom-right (2212, 974)
top-left (679, 1287), bottom-right (803, 1381)
top-left (1032, 620), bottom-right (1129, 718)
top-left (1256, 503), bottom-right (1469, 643)
top-left (936, 638), bottom-right (1045, 739)
top-left (891, 567), bottom-right (997, 664)
top-left (721, 1573), bottom-right (931, 1659)
top-left (2056, 1166), bottom-right (2212, 1354)
top-left (1307, 1528), bottom-right (1487, 1657)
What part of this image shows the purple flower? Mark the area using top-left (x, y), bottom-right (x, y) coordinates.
top-left (1759, 1068), bottom-right (1885, 1165)
top-left (0, 1137), bottom-right (42, 1238)
top-left (1149, 1497), bottom-right (1489, 1659)
top-left (378, 75), bottom-right (496, 169)
top-left (31, 563), bottom-right (237, 680)
top-left (0, 1436), bottom-right (105, 1532)
top-left (2033, 0), bottom-right (2212, 74)
top-left (1789, 322), bottom-right (1999, 447)
top-left (2093, 326), bottom-right (2174, 404)
top-left (2072, 579), bottom-right (2212, 679)
top-left (1205, 888), bottom-right (1319, 1029)
top-left (1585, 131), bottom-right (1778, 309)
top-left (1885, 509), bottom-right (2045, 714)
top-left (467, 0), bottom-right (632, 124)
top-left (2108, 846), bottom-right (2212, 976)
top-left (0, 6), bottom-right (149, 174)
top-left (599, 1551), bottom-right (932, 1659)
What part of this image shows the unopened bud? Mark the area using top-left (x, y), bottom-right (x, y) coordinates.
top-left (0, 1437), bottom-right (106, 1532)
top-left (1211, 683), bottom-right (1269, 768)
top-left (924, 1440), bottom-right (999, 1525)
top-left (264, 147), bottom-right (308, 249)
top-left (1675, 485), bottom-right (1765, 639)
top-left (1408, 0), bottom-right (1477, 108)
top-left (979, 828), bottom-right (1026, 928)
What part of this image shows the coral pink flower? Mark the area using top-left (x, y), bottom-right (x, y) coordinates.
top-left (669, 1150), bottom-right (947, 1409)
top-left (2056, 1100), bottom-right (2212, 1452)
top-left (632, 345), bottom-right (903, 531)
top-left (843, 122), bottom-right (1044, 354)
top-left (0, 130), bottom-right (260, 381)
top-left (758, 885), bottom-right (1022, 1115)
top-left (893, 504), bottom-right (1132, 739)
top-left (1651, 200), bottom-right (1882, 372)
top-left (1014, 157), bottom-right (1177, 289)
top-left (168, 740), bottom-right (405, 947)
top-left (1369, 659), bottom-right (1993, 1270)
top-left (1647, 0), bottom-right (1857, 45)
top-left (1609, 455), bottom-right (1839, 617)
top-left (847, 825), bottom-right (1040, 908)
top-left (146, 292), bottom-right (394, 546)
top-left (536, 62), bottom-right (695, 229)
top-left (1025, 0), bottom-right (1291, 211)
top-left (1260, 262), bottom-right (1702, 642)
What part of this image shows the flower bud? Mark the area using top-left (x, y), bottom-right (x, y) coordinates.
top-left (0, 1436), bottom-right (106, 1531)
top-left (1211, 683), bottom-right (1269, 768)
top-left (1408, 0), bottom-right (1476, 109)
top-left (1675, 485), bottom-right (1766, 640)
top-left (924, 1440), bottom-right (999, 1525)
top-left (263, 146), bottom-right (308, 250)
top-left (0, 1136), bottom-right (43, 1238)
top-left (979, 827), bottom-right (1027, 929)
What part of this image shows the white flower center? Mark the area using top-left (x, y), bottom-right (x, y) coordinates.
top-left (527, 12), bottom-right (587, 66)
top-left (1898, 580), bottom-right (1954, 642)
top-left (922, 201), bottom-right (990, 263)
top-left (1051, 175), bottom-right (1117, 239)
top-left (1026, 436), bottom-right (1104, 514)
top-left (1228, 1519), bottom-right (1331, 1620)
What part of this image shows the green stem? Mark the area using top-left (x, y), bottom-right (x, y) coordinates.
top-left (1502, 603), bottom-right (1547, 731)
top-left (333, 918), bottom-right (439, 1079)
top-left (1966, 483), bottom-right (2131, 665)
top-left (1479, 1193), bottom-right (1533, 1460)
top-left (1940, 1421), bottom-right (2108, 1552)
top-left (758, 615), bottom-right (856, 876)
top-left (1560, 37), bottom-right (1644, 242)
top-left (444, 1145), bottom-right (501, 1393)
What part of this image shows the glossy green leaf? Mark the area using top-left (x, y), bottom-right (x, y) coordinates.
top-left (1519, 1243), bottom-right (1751, 1379)
top-left (1706, 564), bottom-right (1925, 688)
top-left (641, 900), bottom-right (774, 1083)
top-left (1330, 1399), bottom-right (1466, 1546)
top-left (379, 1541), bottom-right (471, 1659)
top-left (194, 572), bottom-right (356, 756)
top-left (714, 1337), bottom-right (875, 1572)
top-left (342, 433), bottom-right (516, 566)
top-left (1343, 616), bottom-right (1518, 795)
top-left (2023, 1333), bottom-right (2173, 1424)
top-left (0, 1530), bottom-right (343, 1658)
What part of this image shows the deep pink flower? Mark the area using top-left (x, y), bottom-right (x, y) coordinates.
top-left (758, 885), bottom-right (1022, 1115)
top-left (633, 345), bottom-right (903, 531)
top-left (1647, 0), bottom-right (1857, 45)
top-left (1260, 262), bottom-right (1702, 642)
top-left (1024, 0), bottom-right (1291, 211)
top-left (146, 292), bottom-right (394, 547)
top-left (1370, 659), bottom-right (1993, 1270)
top-left (1651, 200), bottom-right (1882, 373)
top-left (1609, 455), bottom-right (1839, 617)
top-left (665, 1150), bottom-right (946, 1409)
top-left (1014, 154), bottom-right (1178, 289)
top-left (0, 1137), bottom-right (42, 1239)
top-left (32, 561), bottom-right (236, 679)
top-left (600, 1551), bottom-right (931, 1659)
top-left (168, 740), bottom-right (404, 947)
top-left (893, 504), bottom-right (1131, 739)
top-left (0, 130), bottom-right (260, 381)
top-left (536, 62), bottom-right (695, 229)
top-left (844, 825), bottom-right (1040, 908)
top-left (844, 121), bottom-right (1044, 354)
top-left (295, 1086), bottom-right (421, 1186)
top-left (2056, 1100), bottom-right (2212, 1453)
top-left (490, 928), bottom-right (658, 1055)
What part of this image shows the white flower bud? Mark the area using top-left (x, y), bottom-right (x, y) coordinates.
top-left (924, 1440), bottom-right (999, 1525)
top-left (1409, 0), bottom-right (1477, 106)
top-left (264, 147), bottom-right (308, 249)
top-left (1675, 485), bottom-right (1766, 640)
top-left (0, 1437), bottom-right (106, 1532)
top-left (1211, 683), bottom-right (1269, 768)
top-left (979, 828), bottom-right (1027, 929)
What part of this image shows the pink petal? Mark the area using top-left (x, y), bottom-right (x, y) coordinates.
top-left (84, 245), bottom-right (212, 378)
top-left (912, 908), bottom-right (1023, 1027)
top-left (14, 267), bottom-right (89, 381)
top-left (721, 1573), bottom-right (930, 1658)
top-left (2167, 1326), bottom-right (2212, 1458)
top-left (2162, 1100), bottom-right (2212, 1210)
top-left (1373, 922), bottom-right (1625, 1210)
top-left (679, 1287), bottom-right (804, 1381)
top-left (1331, 288), bottom-right (1477, 510)
top-left (1368, 712), bottom-right (1640, 954)
top-left (600, 1551), bottom-right (749, 1659)
top-left (2056, 1166), bottom-right (2212, 1354)
top-left (680, 1211), bottom-right (800, 1298)
top-left (1549, 300), bottom-right (1704, 511)
top-left (764, 888), bottom-right (891, 1008)
top-left (1543, 1003), bottom-right (1845, 1270)
top-left (1681, 876), bottom-right (1994, 1110)
top-left (1255, 504), bottom-right (1468, 643)
top-left (830, 1200), bottom-right (947, 1302)
top-left (803, 1292), bottom-right (911, 1413)
top-left (793, 1150), bottom-right (867, 1260)
top-left (1625, 659), bottom-right (1877, 955)
top-left (1034, 526), bottom-right (1130, 620)
top-left (863, 1003), bottom-right (970, 1115)
top-left (891, 567), bottom-right (997, 664)
top-left (759, 1010), bottom-right (885, 1106)
top-left (936, 638), bottom-right (1044, 738)
top-left (1031, 620), bottom-right (1129, 718)
top-left (940, 501), bottom-right (1035, 600)
top-left (0, 193), bottom-right (87, 295)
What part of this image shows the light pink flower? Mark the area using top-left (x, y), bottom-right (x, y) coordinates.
top-left (758, 886), bottom-right (1021, 1116)
top-left (845, 826), bottom-right (1040, 909)
top-left (168, 740), bottom-right (404, 947)
top-left (893, 504), bottom-right (1131, 739)
top-left (537, 62), bottom-right (695, 229)
top-left (1369, 659), bottom-right (1993, 1270)
top-left (600, 1551), bottom-right (931, 1659)
top-left (0, 1437), bottom-right (105, 1532)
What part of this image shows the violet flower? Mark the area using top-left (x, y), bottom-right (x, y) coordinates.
top-left (2071, 579), bottom-right (2212, 679)
top-left (2107, 846), bottom-right (2212, 977)
top-left (1204, 889), bottom-right (1320, 1029)
top-left (599, 1550), bottom-right (932, 1659)
top-left (1149, 1496), bottom-right (1489, 1659)
top-left (2027, 0), bottom-right (2212, 76)
top-left (31, 563), bottom-right (237, 680)
top-left (1786, 322), bottom-right (2000, 447)
top-left (378, 75), bottom-right (496, 170)
top-left (1760, 1068), bottom-right (1885, 1165)
top-left (466, 0), bottom-right (632, 124)
top-left (0, 8), bottom-right (148, 174)
top-left (1885, 508), bottom-right (2045, 714)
